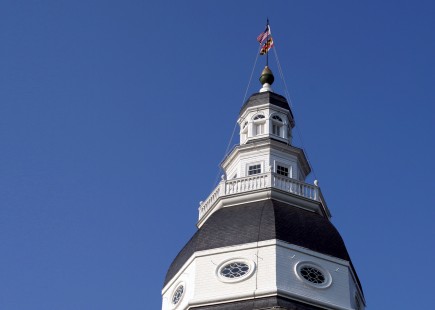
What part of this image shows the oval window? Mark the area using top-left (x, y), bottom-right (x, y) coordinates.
top-left (295, 262), bottom-right (332, 288)
top-left (217, 259), bottom-right (255, 283)
top-left (171, 284), bottom-right (184, 305)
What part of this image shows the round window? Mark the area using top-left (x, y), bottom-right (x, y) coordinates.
top-left (220, 261), bottom-right (250, 278)
top-left (217, 259), bottom-right (255, 283)
top-left (300, 266), bottom-right (325, 284)
top-left (295, 262), bottom-right (331, 288)
top-left (171, 284), bottom-right (184, 306)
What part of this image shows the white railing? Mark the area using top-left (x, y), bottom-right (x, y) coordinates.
top-left (198, 183), bottom-right (223, 217)
top-left (225, 173), bottom-right (269, 195)
top-left (198, 172), bottom-right (320, 219)
top-left (272, 174), bottom-right (318, 201)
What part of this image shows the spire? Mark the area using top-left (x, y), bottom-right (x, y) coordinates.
top-left (259, 65), bottom-right (274, 92)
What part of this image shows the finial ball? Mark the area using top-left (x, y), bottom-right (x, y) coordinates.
top-left (259, 66), bottom-right (275, 86)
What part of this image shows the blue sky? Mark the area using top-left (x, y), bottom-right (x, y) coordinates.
top-left (1, 1), bottom-right (434, 309)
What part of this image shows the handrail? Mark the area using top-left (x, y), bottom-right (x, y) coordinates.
top-left (198, 172), bottom-right (320, 220)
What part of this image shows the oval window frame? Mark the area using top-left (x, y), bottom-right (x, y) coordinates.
top-left (216, 258), bottom-right (256, 283)
top-left (294, 261), bottom-right (332, 289)
top-left (170, 282), bottom-right (186, 308)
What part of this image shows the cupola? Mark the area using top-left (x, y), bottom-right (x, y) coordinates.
top-left (238, 66), bottom-right (295, 145)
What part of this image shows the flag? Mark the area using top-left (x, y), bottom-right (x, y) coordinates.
top-left (257, 25), bottom-right (270, 44)
top-left (260, 37), bottom-right (274, 55)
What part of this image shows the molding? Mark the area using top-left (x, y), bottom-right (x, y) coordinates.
top-left (162, 239), bottom-right (351, 294)
top-left (276, 289), bottom-right (353, 310)
top-left (238, 103), bottom-right (293, 124)
top-left (221, 139), bottom-right (309, 173)
top-left (197, 187), bottom-right (324, 229)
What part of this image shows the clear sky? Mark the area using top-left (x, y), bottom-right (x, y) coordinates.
top-left (1, 1), bottom-right (434, 309)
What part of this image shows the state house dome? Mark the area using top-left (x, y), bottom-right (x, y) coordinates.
top-left (164, 199), bottom-right (351, 287)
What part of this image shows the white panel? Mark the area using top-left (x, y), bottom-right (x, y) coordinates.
top-left (276, 245), bottom-right (354, 309)
top-left (162, 240), bottom-right (362, 310)
top-left (161, 261), bottom-right (196, 310)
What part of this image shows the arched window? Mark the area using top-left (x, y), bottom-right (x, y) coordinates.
top-left (240, 121), bottom-right (248, 143)
top-left (271, 114), bottom-right (283, 137)
top-left (253, 114), bottom-right (265, 136)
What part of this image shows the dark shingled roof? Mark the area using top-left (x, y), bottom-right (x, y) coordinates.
top-left (164, 200), bottom-right (351, 287)
top-left (239, 91), bottom-right (294, 122)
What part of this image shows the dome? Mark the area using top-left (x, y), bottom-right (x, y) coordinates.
top-left (164, 199), bottom-right (351, 287)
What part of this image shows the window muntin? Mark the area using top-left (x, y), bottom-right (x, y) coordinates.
top-left (216, 258), bottom-right (256, 283)
top-left (248, 164), bottom-right (261, 175)
top-left (220, 262), bottom-right (250, 279)
top-left (295, 262), bottom-right (332, 288)
top-left (300, 266), bottom-right (325, 284)
top-left (272, 115), bottom-right (283, 121)
top-left (253, 114), bottom-right (265, 136)
top-left (255, 123), bottom-right (264, 135)
top-left (277, 165), bottom-right (289, 177)
top-left (272, 124), bottom-right (281, 136)
top-left (271, 114), bottom-right (284, 137)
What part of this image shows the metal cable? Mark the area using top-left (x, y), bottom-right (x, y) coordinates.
top-left (272, 46), bottom-right (318, 181)
top-left (211, 47), bottom-right (262, 189)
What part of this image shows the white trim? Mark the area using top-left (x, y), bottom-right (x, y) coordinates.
top-left (162, 239), bottom-right (352, 294)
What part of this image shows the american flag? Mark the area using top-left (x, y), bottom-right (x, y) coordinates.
top-left (257, 25), bottom-right (270, 44)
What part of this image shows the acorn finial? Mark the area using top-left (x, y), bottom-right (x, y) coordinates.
top-left (259, 66), bottom-right (274, 92)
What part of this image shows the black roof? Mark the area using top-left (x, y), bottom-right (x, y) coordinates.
top-left (239, 91), bottom-right (294, 123)
top-left (164, 200), bottom-right (352, 287)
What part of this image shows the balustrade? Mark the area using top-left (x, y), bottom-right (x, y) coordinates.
top-left (198, 172), bottom-right (320, 220)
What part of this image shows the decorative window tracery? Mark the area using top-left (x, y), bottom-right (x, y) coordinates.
top-left (216, 259), bottom-right (256, 283)
top-left (300, 266), bottom-right (325, 284)
top-left (295, 262), bottom-right (332, 288)
top-left (171, 284), bottom-right (184, 305)
top-left (220, 262), bottom-right (250, 279)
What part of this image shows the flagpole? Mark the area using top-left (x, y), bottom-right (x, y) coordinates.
top-left (266, 18), bottom-right (269, 67)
